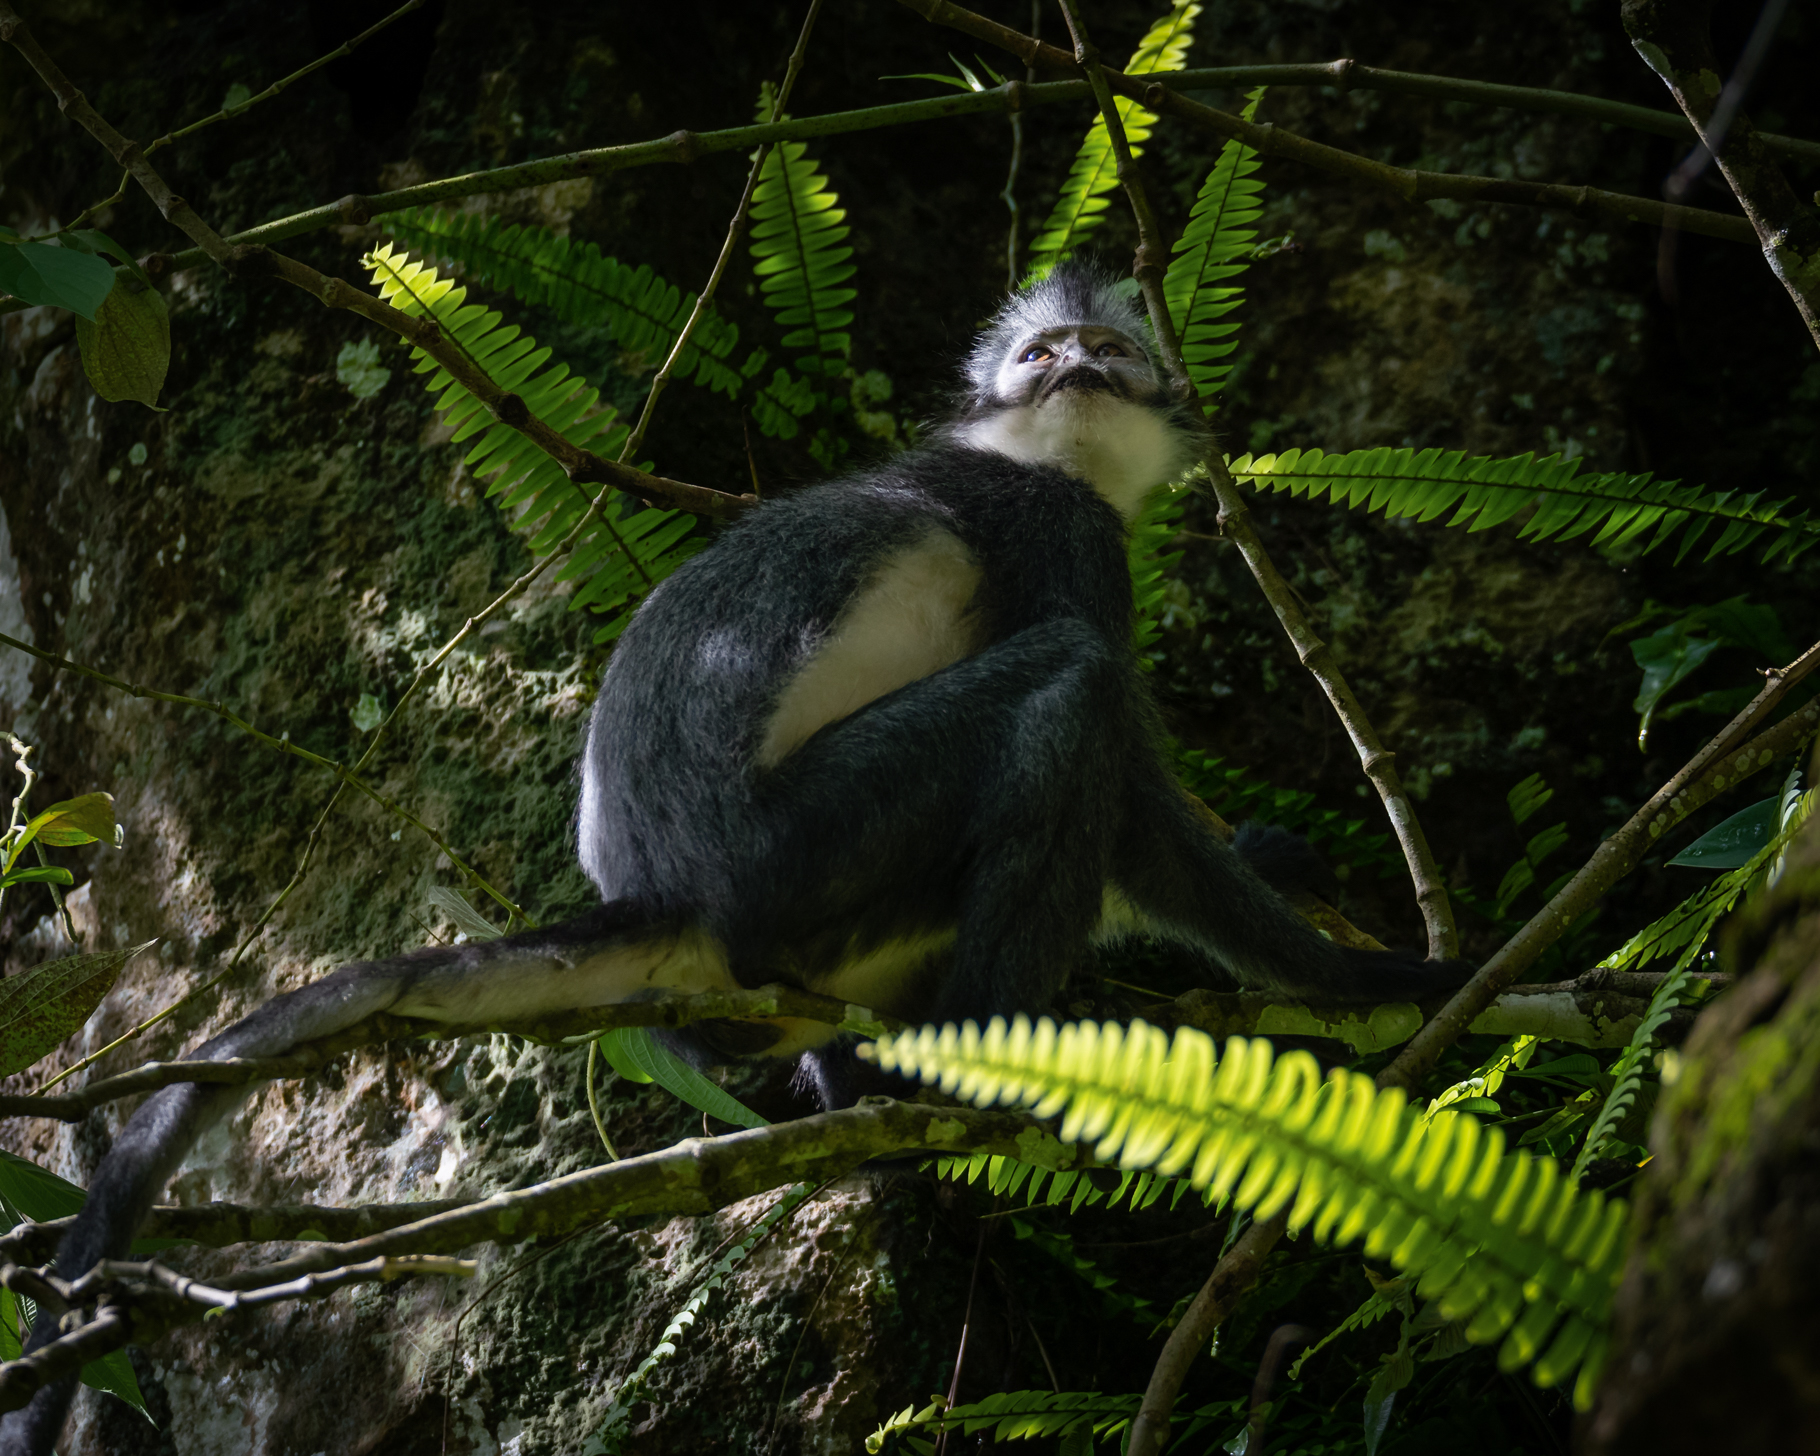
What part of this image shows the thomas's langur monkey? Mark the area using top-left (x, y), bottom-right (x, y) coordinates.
top-left (0, 260), bottom-right (1457, 1454)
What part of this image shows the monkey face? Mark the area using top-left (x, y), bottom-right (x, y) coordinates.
top-left (993, 324), bottom-right (1167, 411)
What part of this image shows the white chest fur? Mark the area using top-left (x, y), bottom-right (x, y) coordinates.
top-left (758, 528), bottom-right (985, 767)
top-left (957, 394), bottom-right (1192, 517)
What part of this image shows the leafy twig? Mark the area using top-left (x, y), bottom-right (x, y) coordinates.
top-left (897, 0), bottom-right (1759, 247)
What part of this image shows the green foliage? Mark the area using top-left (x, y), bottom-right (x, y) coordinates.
top-left (871, 1017), bottom-right (1628, 1408)
top-left (0, 942), bottom-right (153, 1078)
top-left (1620, 595), bottom-right (1792, 749)
top-left (1024, 1), bottom-right (1201, 274)
top-left (1569, 774), bottom-right (1814, 1174)
top-left (935, 1146), bottom-right (1202, 1215)
top-left (591, 1183), bottom-right (814, 1453)
top-left (1127, 483), bottom-right (1189, 664)
top-left (1232, 446), bottom-right (1820, 565)
top-left (376, 208), bottom-right (815, 438)
top-left (595, 1027), bottom-right (767, 1129)
top-left (363, 244), bottom-right (701, 641)
top-left (870, 1390), bottom-right (1250, 1454)
top-left (1163, 88), bottom-right (1266, 403)
top-left (1493, 774), bottom-right (1569, 920)
top-left (869, 1390), bottom-right (1145, 1453)
top-left (0, 231), bottom-right (116, 319)
top-left (750, 119), bottom-right (855, 387)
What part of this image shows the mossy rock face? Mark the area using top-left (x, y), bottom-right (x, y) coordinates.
top-left (1587, 796), bottom-right (1820, 1455)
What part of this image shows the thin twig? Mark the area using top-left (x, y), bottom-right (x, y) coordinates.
top-left (934, 1218), bottom-right (990, 1456)
top-left (1622, 0), bottom-right (1820, 350)
top-left (584, 1040), bottom-right (620, 1161)
top-left (898, 0), bottom-right (1759, 249)
top-left (1378, 646), bottom-right (1820, 1090)
top-left (4, 984), bottom-right (897, 1121)
top-left (1047, 0), bottom-right (1455, 958)
top-left (65, 1253), bottom-right (474, 1309)
top-left (620, 0), bottom-right (826, 465)
top-left (48, 0), bottom-right (428, 237)
top-left (4, 51), bottom-right (1791, 314)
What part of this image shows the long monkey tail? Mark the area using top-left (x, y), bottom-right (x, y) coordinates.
top-left (0, 903), bottom-right (708, 1455)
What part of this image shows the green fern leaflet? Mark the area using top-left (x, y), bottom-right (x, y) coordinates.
top-left (363, 243), bottom-right (701, 641)
top-left (871, 1016), bottom-right (1628, 1408)
top-left (1163, 87), bottom-right (1266, 403)
top-left (1234, 445), bottom-right (1820, 565)
top-left (1025, 0), bottom-right (1201, 275)
top-left (376, 208), bottom-right (814, 439)
top-left (750, 134), bottom-right (856, 385)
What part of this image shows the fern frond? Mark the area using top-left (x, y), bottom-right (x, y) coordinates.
top-left (868, 1390), bottom-right (1152, 1454)
top-left (1128, 484), bottom-right (1189, 664)
top-left (596, 1182), bottom-right (815, 1453)
top-left (377, 208), bottom-right (816, 440)
top-left (935, 1149), bottom-right (1205, 1215)
top-left (873, 1017), bottom-right (1629, 1407)
top-left (362, 243), bottom-right (701, 641)
top-left (1163, 87), bottom-right (1266, 403)
top-left (1025, 1), bottom-right (1201, 274)
top-left (1234, 446), bottom-right (1820, 565)
top-left (1574, 778), bottom-right (1815, 1174)
top-left (750, 137), bottom-right (856, 384)
top-left (1177, 749), bottom-right (1402, 877)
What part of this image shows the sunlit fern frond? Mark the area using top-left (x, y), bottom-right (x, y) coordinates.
top-left (1024, 0), bottom-right (1201, 276)
top-left (872, 1017), bottom-right (1629, 1408)
top-left (750, 134), bottom-right (856, 388)
top-left (1233, 446), bottom-right (1820, 565)
top-left (376, 208), bottom-right (815, 440)
top-left (363, 243), bottom-right (701, 641)
top-left (1163, 87), bottom-right (1266, 404)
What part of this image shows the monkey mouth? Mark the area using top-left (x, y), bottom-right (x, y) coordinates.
top-left (1038, 368), bottom-right (1121, 404)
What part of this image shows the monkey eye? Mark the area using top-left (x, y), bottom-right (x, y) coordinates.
top-left (1021, 345), bottom-right (1053, 363)
top-left (1093, 342), bottom-right (1126, 358)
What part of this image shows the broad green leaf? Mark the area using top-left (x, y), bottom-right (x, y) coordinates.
top-left (0, 942), bottom-right (155, 1078)
top-left (597, 1028), bottom-right (766, 1128)
top-left (596, 1027), bottom-right (654, 1083)
top-left (0, 1149), bottom-right (86, 1222)
top-left (75, 281), bottom-right (171, 409)
top-left (0, 239), bottom-right (116, 319)
top-left (5, 792), bottom-right (121, 872)
top-left (1630, 623), bottom-right (1721, 750)
top-left (57, 228), bottom-right (150, 287)
top-left (1667, 796), bottom-right (1779, 869)
top-left (0, 865), bottom-right (74, 889)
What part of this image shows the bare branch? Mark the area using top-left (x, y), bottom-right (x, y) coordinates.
top-left (2, 984), bottom-right (897, 1122)
top-left (897, 0), bottom-right (1757, 247)
top-left (1621, 0), bottom-right (1820, 350)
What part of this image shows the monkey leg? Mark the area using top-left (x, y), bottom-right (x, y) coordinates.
top-left (731, 616), bottom-right (1131, 1021)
